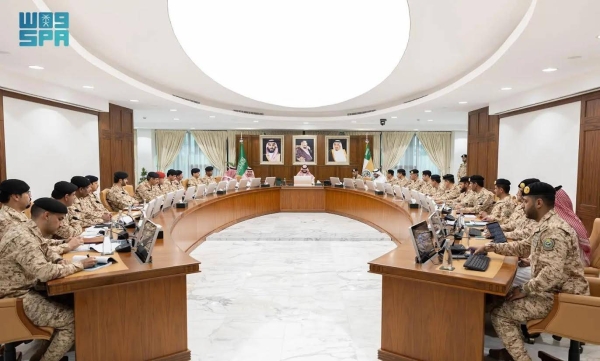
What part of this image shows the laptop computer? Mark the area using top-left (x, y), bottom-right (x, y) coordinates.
top-left (216, 181), bottom-right (228, 192)
top-left (409, 221), bottom-right (438, 264)
top-left (238, 179), bottom-right (249, 189)
top-left (195, 184), bottom-right (206, 198)
top-left (184, 186), bottom-right (196, 202)
top-left (145, 199), bottom-right (155, 216)
top-left (250, 178), bottom-right (261, 188)
top-left (418, 193), bottom-right (430, 211)
top-left (366, 180), bottom-right (376, 191)
top-left (162, 192), bottom-right (176, 210)
top-left (486, 222), bottom-right (507, 243)
top-left (226, 179), bottom-right (237, 191)
top-left (343, 178), bottom-right (355, 189)
top-left (375, 182), bottom-right (385, 192)
top-left (294, 176), bottom-right (313, 186)
top-left (265, 177), bottom-right (276, 187)
top-left (401, 187), bottom-right (411, 201)
top-left (384, 183), bottom-right (394, 196)
top-left (151, 195), bottom-right (164, 217)
top-left (135, 219), bottom-right (160, 264)
top-left (355, 179), bottom-right (365, 190)
top-left (393, 185), bottom-right (401, 197)
top-left (330, 177), bottom-right (341, 185)
top-left (206, 182), bottom-right (218, 194)
top-left (173, 189), bottom-right (185, 204)
top-left (410, 190), bottom-right (420, 203)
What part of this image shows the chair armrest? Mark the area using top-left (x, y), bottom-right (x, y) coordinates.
top-left (585, 267), bottom-right (600, 277)
top-left (0, 298), bottom-right (53, 344)
top-left (588, 277), bottom-right (600, 297)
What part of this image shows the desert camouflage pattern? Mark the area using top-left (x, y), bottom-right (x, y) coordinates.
top-left (200, 175), bottom-right (216, 186)
top-left (135, 180), bottom-right (162, 203)
top-left (407, 178), bottom-right (425, 192)
top-left (187, 177), bottom-right (202, 188)
top-left (53, 206), bottom-right (83, 239)
top-left (486, 197), bottom-right (516, 224)
top-left (457, 162), bottom-right (467, 179)
top-left (501, 204), bottom-right (537, 240)
top-left (0, 204), bottom-right (29, 240)
top-left (107, 185), bottom-right (137, 210)
top-left (461, 188), bottom-right (494, 214)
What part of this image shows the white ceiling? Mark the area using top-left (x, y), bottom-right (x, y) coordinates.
top-left (0, 0), bottom-right (599, 131)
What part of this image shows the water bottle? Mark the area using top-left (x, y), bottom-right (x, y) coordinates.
top-left (101, 227), bottom-right (114, 255)
top-left (440, 241), bottom-right (455, 271)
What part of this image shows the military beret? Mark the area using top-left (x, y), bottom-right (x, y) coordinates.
top-left (410, 169), bottom-right (419, 174)
top-left (156, 171), bottom-right (165, 179)
top-left (33, 197), bottom-right (68, 214)
top-left (443, 174), bottom-right (454, 181)
top-left (431, 175), bottom-right (441, 183)
top-left (147, 172), bottom-right (160, 179)
top-left (205, 166), bottom-right (214, 172)
top-left (423, 170), bottom-right (432, 176)
top-left (191, 168), bottom-right (201, 174)
top-left (494, 178), bottom-right (510, 186)
top-left (71, 176), bottom-right (91, 188)
top-left (459, 176), bottom-right (469, 183)
top-left (387, 169), bottom-right (394, 175)
top-left (175, 170), bottom-right (183, 176)
top-left (519, 178), bottom-right (540, 189)
top-left (114, 171), bottom-right (128, 180)
top-left (51, 181), bottom-right (77, 199)
top-left (0, 179), bottom-right (30, 195)
top-left (167, 169), bottom-right (176, 176)
top-left (469, 175), bottom-right (484, 182)
top-left (523, 181), bottom-right (556, 197)
top-left (85, 175), bottom-right (99, 183)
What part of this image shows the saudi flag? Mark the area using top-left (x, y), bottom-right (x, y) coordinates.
top-left (362, 141), bottom-right (374, 177)
top-left (236, 139), bottom-right (248, 176)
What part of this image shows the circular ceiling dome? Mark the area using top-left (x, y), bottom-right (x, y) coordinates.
top-left (168, 0), bottom-right (410, 108)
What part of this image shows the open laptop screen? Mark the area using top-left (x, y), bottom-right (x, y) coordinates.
top-left (409, 221), bottom-right (437, 263)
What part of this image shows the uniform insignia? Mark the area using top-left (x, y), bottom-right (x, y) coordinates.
top-left (523, 186), bottom-right (530, 195)
top-left (542, 238), bottom-right (554, 251)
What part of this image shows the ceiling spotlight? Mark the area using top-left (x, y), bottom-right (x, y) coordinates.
top-left (82, 85), bottom-right (94, 89)
top-left (424, 110), bottom-right (432, 113)
top-left (414, 128), bottom-right (419, 131)
top-left (427, 119), bottom-right (433, 122)
top-left (391, 116), bottom-right (398, 119)
top-left (500, 87), bottom-right (512, 90)
top-left (542, 67), bottom-right (557, 72)
top-left (253, 120), bottom-right (259, 123)
top-left (130, 100), bottom-right (139, 102)
top-left (597, 35), bottom-right (600, 39)
top-left (170, 109), bottom-right (177, 112)
top-left (28, 65), bottom-right (44, 70)
top-left (209, 115), bottom-right (216, 118)
top-left (174, 118), bottom-right (179, 120)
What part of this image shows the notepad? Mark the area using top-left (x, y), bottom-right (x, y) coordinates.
top-left (89, 243), bottom-right (119, 253)
top-left (466, 221), bottom-right (487, 226)
top-left (72, 255), bottom-right (117, 271)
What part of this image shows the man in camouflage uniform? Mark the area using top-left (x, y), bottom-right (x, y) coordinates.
top-left (475, 182), bottom-right (589, 361)
top-left (351, 168), bottom-right (363, 180)
top-left (457, 154), bottom-right (467, 179)
top-left (0, 198), bottom-right (96, 361)
top-left (436, 174), bottom-right (460, 203)
top-left (426, 174), bottom-right (445, 198)
top-left (71, 176), bottom-right (111, 227)
top-left (456, 175), bottom-right (494, 214)
top-left (200, 166), bottom-right (216, 185)
top-left (407, 169), bottom-right (425, 191)
top-left (419, 170), bottom-right (433, 194)
top-left (135, 172), bottom-right (161, 203)
top-left (385, 169), bottom-right (398, 186)
top-left (187, 168), bottom-right (202, 188)
top-left (175, 170), bottom-right (185, 188)
top-left (85, 175), bottom-right (110, 216)
top-left (107, 171), bottom-right (138, 210)
top-left (396, 169), bottom-right (410, 188)
top-left (481, 178), bottom-right (515, 224)
top-left (446, 176), bottom-right (472, 207)
top-left (51, 182), bottom-right (83, 239)
top-left (498, 179), bottom-right (540, 240)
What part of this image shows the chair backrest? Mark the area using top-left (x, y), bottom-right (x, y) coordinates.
top-left (363, 177), bottom-right (372, 181)
top-left (0, 298), bottom-right (54, 343)
top-left (124, 185), bottom-right (134, 197)
top-left (182, 179), bottom-right (189, 189)
top-left (235, 175), bottom-right (242, 181)
top-left (215, 176), bottom-right (222, 183)
top-left (589, 218), bottom-right (600, 268)
top-left (100, 189), bottom-right (114, 212)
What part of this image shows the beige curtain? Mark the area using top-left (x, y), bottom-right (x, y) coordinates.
top-left (155, 130), bottom-right (186, 171)
top-left (417, 132), bottom-right (452, 175)
top-left (381, 132), bottom-right (415, 171)
top-left (192, 131), bottom-right (229, 172)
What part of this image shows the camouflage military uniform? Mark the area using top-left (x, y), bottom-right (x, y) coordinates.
top-left (396, 177), bottom-right (410, 188)
top-left (352, 174), bottom-right (363, 180)
top-left (486, 197), bottom-right (516, 224)
top-left (489, 210), bottom-right (589, 361)
top-left (420, 181), bottom-right (433, 195)
top-left (440, 184), bottom-right (461, 202)
top-left (461, 188), bottom-right (494, 214)
top-left (428, 185), bottom-right (445, 198)
top-left (502, 204), bottom-right (537, 240)
top-left (107, 184), bottom-right (137, 210)
top-left (89, 193), bottom-right (108, 214)
top-left (54, 206), bottom-right (83, 239)
top-left (200, 175), bottom-right (216, 185)
top-left (135, 181), bottom-right (161, 203)
top-left (457, 162), bottom-right (467, 179)
top-left (0, 204), bottom-right (29, 240)
top-left (72, 196), bottom-right (104, 227)
top-left (385, 177), bottom-right (399, 186)
top-left (0, 220), bottom-right (84, 361)
top-left (187, 177), bottom-right (202, 188)
top-left (408, 178), bottom-right (425, 191)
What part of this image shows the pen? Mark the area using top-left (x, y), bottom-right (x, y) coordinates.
top-left (86, 254), bottom-right (89, 258)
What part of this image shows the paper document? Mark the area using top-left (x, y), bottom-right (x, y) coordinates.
top-left (464, 215), bottom-right (477, 219)
top-left (466, 221), bottom-right (488, 226)
top-left (90, 243), bottom-right (120, 253)
top-left (73, 245), bottom-right (92, 252)
top-left (72, 255), bottom-right (117, 271)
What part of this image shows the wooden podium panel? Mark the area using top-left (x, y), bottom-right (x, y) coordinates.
top-left (280, 187), bottom-right (325, 211)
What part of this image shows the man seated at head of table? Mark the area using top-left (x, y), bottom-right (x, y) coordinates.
top-left (135, 172), bottom-right (161, 203)
top-left (407, 169), bottom-right (425, 191)
top-left (480, 178), bottom-right (515, 224)
top-left (454, 175), bottom-right (494, 214)
top-left (296, 165), bottom-right (315, 183)
top-left (385, 169), bottom-right (397, 185)
top-left (201, 166), bottom-right (216, 185)
top-left (0, 197), bottom-right (97, 361)
top-left (107, 171), bottom-right (138, 211)
top-left (71, 176), bottom-right (111, 227)
top-left (473, 182), bottom-right (589, 361)
top-left (396, 169), bottom-right (410, 187)
top-left (435, 174), bottom-right (460, 204)
top-left (187, 168), bottom-right (202, 188)
top-left (222, 166), bottom-right (237, 182)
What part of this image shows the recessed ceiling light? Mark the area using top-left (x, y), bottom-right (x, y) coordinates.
top-left (391, 116), bottom-right (398, 119)
top-left (500, 87), bottom-right (512, 91)
top-left (170, 109), bottom-right (177, 112)
top-left (427, 119), bottom-right (433, 122)
top-left (568, 55), bottom-right (582, 60)
top-left (209, 115), bottom-right (216, 118)
top-left (82, 85), bottom-right (94, 89)
top-left (28, 65), bottom-right (44, 70)
top-left (191, 127), bottom-right (195, 129)
top-left (458, 101), bottom-right (467, 104)
top-left (597, 35), bottom-right (600, 39)
top-left (542, 67), bottom-right (557, 72)
top-left (174, 118), bottom-right (179, 120)
top-left (424, 110), bottom-right (432, 113)
top-left (351, 120), bottom-right (357, 123)
top-left (253, 120), bottom-right (259, 123)
top-left (414, 128), bottom-right (419, 131)
top-left (130, 100), bottom-right (139, 102)
top-left (303, 122), bottom-right (309, 125)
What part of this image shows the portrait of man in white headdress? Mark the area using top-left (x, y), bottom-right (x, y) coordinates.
top-left (325, 136), bottom-right (350, 165)
top-left (260, 135), bottom-right (285, 165)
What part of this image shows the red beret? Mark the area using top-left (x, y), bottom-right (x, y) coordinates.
top-left (156, 171), bottom-right (165, 179)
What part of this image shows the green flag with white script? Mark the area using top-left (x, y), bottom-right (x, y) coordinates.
top-left (362, 141), bottom-right (374, 177)
top-left (236, 140), bottom-right (248, 176)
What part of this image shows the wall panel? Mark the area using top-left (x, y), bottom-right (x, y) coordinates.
top-left (577, 91), bottom-right (600, 231)
top-left (98, 104), bottom-right (134, 189)
top-left (467, 107), bottom-right (498, 190)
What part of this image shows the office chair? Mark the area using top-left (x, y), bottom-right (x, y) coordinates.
top-left (100, 189), bottom-right (114, 212)
top-left (181, 179), bottom-right (189, 189)
top-left (584, 218), bottom-right (600, 277)
top-left (124, 185), bottom-right (135, 197)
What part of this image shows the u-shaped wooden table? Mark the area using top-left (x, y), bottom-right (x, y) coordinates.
top-left (47, 186), bottom-right (516, 361)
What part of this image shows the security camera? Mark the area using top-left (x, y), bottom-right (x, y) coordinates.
top-left (380, 118), bottom-right (386, 126)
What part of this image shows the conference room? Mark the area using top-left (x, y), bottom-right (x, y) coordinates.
top-left (1, 1), bottom-right (600, 360)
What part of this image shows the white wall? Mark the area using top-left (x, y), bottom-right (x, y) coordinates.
top-left (451, 131), bottom-right (467, 177)
top-left (498, 101), bottom-right (580, 202)
top-left (3, 97), bottom-right (100, 198)
top-left (135, 129), bottom-right (156, 184)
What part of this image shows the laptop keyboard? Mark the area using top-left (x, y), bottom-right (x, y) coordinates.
top-left (463, 254), bottom-right (490, 272)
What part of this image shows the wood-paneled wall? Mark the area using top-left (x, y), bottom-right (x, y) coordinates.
top-left (467, 107), bottom-right (499, 190)
top-left (99, 104), bottom-right (134, 189)
top-left (235, 134), bottom-right (374, 181)
top-left (576, 91), bottom-right (600, 231)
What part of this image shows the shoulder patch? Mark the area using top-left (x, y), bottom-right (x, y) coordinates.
top-left (542, 238), bottom-right (555, 251)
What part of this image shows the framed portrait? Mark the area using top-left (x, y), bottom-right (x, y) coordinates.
top-left (325, 136), bottom-right (350, 165)
top-left (292, 135), bottom-right (317, 165)
top-left (260, 135), bottom-right (285, 165)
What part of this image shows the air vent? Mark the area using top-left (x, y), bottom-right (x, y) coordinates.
top-left (403, 95), bottom-right (428, 103)
top-left (233, 109), bottom-right (264, 116)
top-left (172, 95), bottom-right (201, 104)
top-left (347, 109), bottom-right (376, 116)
